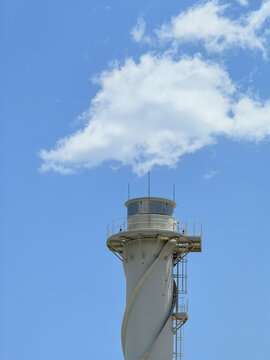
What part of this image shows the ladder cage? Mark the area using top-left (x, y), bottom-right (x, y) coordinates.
top-left (173, 257), bottom-right (188, 360)
top-left (173, 257), bottom-right (187, 296)
top-left (173, 326), bottom-right (184, 359)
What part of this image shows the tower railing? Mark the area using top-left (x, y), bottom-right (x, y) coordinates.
top-left (107, 215), bottom-right (202, 238)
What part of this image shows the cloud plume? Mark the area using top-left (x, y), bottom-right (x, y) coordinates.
top-left (131, 17), bottom-right (151, 44)
top-left (156, 0), bottom-right (270, 56)
top-left (40, 54), bottom-right (270, 175)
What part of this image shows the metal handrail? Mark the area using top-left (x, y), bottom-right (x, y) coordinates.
top-left (107, 215), bottom-right (202, 238)
top-left (176, 297), bottom-right (189, 314)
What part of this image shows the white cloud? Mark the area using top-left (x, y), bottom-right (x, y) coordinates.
top-left (203, 170), bottom-right (220, 179)
top-left (92, 5), bottom-right (110, 12)
top-left (236, 0), bottom-right (248, 6)
top-left (131, 17), bottom-right (152, 44)
top-left (230, 97), bottom-right (270, 140)
top-left (40, 54), bottom-right (270, 175)
top-left (156, 0), bottom-right (270, 56)
top-left (131, 17), bottom-right (146, 42)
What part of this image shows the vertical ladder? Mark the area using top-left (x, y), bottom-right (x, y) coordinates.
top-left (173, 257), bottom-right (188, 360)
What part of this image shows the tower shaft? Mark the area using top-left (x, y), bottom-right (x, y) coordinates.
top-left (123, 239), bottom-right (174, 359)
top-left (107, 197), bottom-right (202, 360)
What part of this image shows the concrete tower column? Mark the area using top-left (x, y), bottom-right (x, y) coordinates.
top-left (122, 238), bottom-right (174, 359)
top-left (122, 198), bottom-right (176, 359)
top-left (107, 197), bottom-right (202, 360)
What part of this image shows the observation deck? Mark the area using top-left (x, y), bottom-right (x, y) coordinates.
top-left (107, 197), bottom-right (202, 263)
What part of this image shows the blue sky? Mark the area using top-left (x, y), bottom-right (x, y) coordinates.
top-left (1, 0), bottom-right (270, 359)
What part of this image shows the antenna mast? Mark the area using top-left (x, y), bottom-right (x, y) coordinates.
top-left (148, 171), bottom-right (151, 197)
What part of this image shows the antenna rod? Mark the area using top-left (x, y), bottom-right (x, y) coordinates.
top-left (128, 183), bottom-right (130, 200)
top-left (148, 172), bottom-right (151, 197)
top-left (173, 183), bottom-right (175, 202)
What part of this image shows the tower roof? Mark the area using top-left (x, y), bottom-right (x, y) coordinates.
top-left (125, 197), bottom-right (176, 217)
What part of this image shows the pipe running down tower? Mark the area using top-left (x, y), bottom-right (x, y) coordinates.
top-left (107, 197), bottom-right (202, 360)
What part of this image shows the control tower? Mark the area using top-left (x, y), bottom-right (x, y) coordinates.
top-left (107, 197), bottom-right (202, 360)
